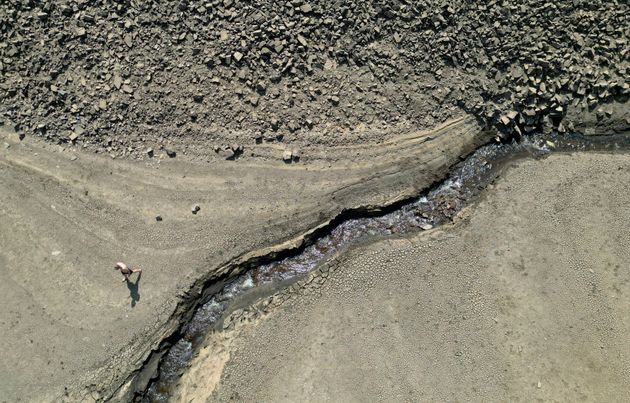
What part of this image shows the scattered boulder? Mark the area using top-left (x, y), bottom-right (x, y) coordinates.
top-left (291, 148), bottom-right (301, 162)
top-left (165, 149), bottom-right (177, 158)
top-left (282, 150), bottom-right (293, 162)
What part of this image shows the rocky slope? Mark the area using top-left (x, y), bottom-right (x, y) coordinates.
top-left (1, 1), bottom-right (628, 160)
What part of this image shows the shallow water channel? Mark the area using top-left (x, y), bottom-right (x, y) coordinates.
top-left (143, 132), bottom-right (629, 402)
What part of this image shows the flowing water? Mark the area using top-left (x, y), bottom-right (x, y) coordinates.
top-left (143, 132), bottom-right (630, 402)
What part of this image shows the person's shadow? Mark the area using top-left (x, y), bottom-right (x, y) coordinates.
top-left (126, 272), bottom-right (142, 308)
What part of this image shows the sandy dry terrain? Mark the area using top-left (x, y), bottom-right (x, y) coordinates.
top-left (0, 116), bottom-right (488, 401)
top-left (200, 152), bottom-right (630, 402)
top-left (1, 2), bottom-right (628, 402)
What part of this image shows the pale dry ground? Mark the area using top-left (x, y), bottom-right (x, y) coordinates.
top-left (0, 116), bottom-right (489, 402)
top-left (202, 152), bottom-right (630, 402)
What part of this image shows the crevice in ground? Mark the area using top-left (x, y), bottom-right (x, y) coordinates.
top-left (107, 132), bottom-right (498, 402)
top-left (112, 126), bottom-right (630, 403)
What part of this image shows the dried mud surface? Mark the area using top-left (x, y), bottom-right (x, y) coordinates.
top-left (205, 152), bottom-right (630, 402)
top-left (0, 116), bottom-right (487, 402)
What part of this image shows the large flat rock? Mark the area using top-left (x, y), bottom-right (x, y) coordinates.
top-left (0, 116), bottom-right (488, 401)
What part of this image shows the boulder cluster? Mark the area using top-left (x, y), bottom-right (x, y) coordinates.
top-left (1, 0), bottom-right (628, 159)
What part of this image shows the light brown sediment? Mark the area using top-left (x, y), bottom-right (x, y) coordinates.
top-left (0, 116), bottom-right (490, 402)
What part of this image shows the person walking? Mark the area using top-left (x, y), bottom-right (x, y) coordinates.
top-left (115, 262), bottom-right (142, 282)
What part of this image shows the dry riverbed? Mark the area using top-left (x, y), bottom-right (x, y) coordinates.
top-left (0, 117), bottom-right (488, 402)
top-left (180, 152), bottom-right (630, 402)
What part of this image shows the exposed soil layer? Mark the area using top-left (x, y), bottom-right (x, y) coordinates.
top-left (1, 1), bottom-right (628, 159)
top-left (204, 151), bottom-right (630, 402)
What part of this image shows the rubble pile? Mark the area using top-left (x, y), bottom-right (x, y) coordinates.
top-left (1, 0), bottom-right (627, 158)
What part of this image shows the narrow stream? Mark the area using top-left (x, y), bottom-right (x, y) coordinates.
top-left (143, 132), bottom-right (630, 402)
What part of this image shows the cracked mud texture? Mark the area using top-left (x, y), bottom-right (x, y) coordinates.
top-left (205, 152), bottom-right (630, 402)
top-left (1, 1), bottom-right (628, 158)
top-left (0, 116), bottom-right (488, 402)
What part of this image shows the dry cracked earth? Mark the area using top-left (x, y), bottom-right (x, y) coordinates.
top-left (0, 0), bottom-right (629, 402)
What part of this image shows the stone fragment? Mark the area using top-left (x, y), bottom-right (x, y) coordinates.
top-left (224, 149), bottom-right (236, 160)
top-left (557, 122), bottom-right (566, 133)
top-left (291, 148), bottom-right (301, 161)
top-left (282, 150), bottom-right (292, 162)
top-left (273, 41), bottom-right (284, 53)
top-left (113, 76), bottom-right (122, 89)
top-left (165, 148), bottom-right (177, 158)
top-left (297, 35), bottom-right (308, 47)
top-left (287, 121), bottom-right (300, 132)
